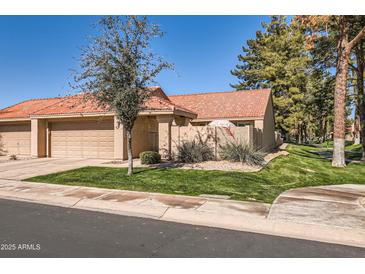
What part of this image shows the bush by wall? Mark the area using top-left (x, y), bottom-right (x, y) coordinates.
top-left (219, 141), bottom-right (265, 166)
top-left (140, 151), bottom-right (161, 164)
top-left (176, 140), bottom-right (214, 163)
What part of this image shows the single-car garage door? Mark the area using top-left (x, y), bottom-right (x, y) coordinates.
top-left (50, 119), bottom-right (114, 159)
top-left (0, 122), bottom-right (31, 156)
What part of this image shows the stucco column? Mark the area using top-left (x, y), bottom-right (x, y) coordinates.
top-left (114, 116), bottom-right (127, 160)
top-left (31, 119), bottom-right (47, 158)
top-left (157, 115), bottom-right (174, 159)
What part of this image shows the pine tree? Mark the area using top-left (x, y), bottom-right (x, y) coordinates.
top-left (298, 15), bottom-right (365, 167)
top-left (305, 69), bottom-right (335, 142)
top-left (231, 16), bottom-right (310, 141)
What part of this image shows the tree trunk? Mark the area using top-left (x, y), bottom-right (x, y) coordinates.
top-left (354, 110), bottom-right (361, 145)
top-left (322, 118), bottom-right (327, 143)
top-left (355, 43), bottom-right (365, 160)
top-left (126, 129), bottom-right (133, 176)
top-left (298, 124), bottom-right (302, 144)
top-left (332, 18), bottom-right (350, 168)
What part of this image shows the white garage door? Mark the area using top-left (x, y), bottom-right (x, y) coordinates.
top-left (0, 123), bottom-right (31, 156)
top-left (50, 119), bottom-right (114, 159)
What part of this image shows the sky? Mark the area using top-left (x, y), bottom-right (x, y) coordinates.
top-left (0, 15), bottom-right (269, 109)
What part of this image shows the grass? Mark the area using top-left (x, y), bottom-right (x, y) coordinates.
top-left (320, 140), bottom-right (362, 151)
top-left (25, 144), bottom-right (365, 204)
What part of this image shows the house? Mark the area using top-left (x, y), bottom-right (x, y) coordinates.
top-left (0, 87), bottom-right (276, 160)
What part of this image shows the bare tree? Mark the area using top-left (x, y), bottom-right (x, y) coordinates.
top-left (74, 16), bottom-right (172, 175)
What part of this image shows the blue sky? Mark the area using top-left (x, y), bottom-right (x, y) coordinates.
top-left (0, 16), bottom-right (269, 109)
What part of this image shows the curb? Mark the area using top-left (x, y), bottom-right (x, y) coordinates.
top-left (0, 189), bottom-right (364, 249)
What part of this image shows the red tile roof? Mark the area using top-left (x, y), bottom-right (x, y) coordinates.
top-left (0, 87), bottom-right (195, 119)
top-left (168, 89), bottom-right (271, 120)
top-left (0, 88), bottom-right (271, 120)
top-left (0, 97), bottom-right (64, 119)
top-left (143, 96), bottom-right (195, 114)
top-left (32, 95), bottom-right (108, 116)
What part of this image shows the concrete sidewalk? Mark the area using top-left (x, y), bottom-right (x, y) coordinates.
top-left (0, 179), bottom-right (364, 249)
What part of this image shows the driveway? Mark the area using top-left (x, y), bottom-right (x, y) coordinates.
top-left (269, 184), bottom-right (365, 230)
top-left (0, 158), bottom-right (106, 180)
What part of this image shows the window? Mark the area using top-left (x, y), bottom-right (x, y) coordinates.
top-left (235, 121), bottom-right (251, 127)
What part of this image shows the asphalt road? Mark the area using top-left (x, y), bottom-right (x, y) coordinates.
top-left (0, 199), bottom-right (364, 258)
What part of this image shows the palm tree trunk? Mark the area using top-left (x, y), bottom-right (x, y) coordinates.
top-left (127, 129), bottom-right (133, 176)
top-left (332, 18), bottom-right (350, 168)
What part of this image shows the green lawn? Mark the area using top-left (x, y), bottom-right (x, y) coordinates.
top-left (320, 140), bottom-right (362, 151)
top-left (25, 144), bottom-right (365, 203)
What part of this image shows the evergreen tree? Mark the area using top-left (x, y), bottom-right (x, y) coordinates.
top-left (298, 15), bottom-right (365, 167)
top-left (305, 68), bottom-right (335, 142)
top-left (231, 16), bottom-right (310, 141)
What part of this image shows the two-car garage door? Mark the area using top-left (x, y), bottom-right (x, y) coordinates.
top-left (0, 119), bottom-right (114, 159)
top-left (50, 119), bottom-right (114, 159)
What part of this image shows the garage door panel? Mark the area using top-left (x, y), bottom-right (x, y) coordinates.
top-left (50, 120), bottom-right (114, 159)
top-left (0, 123), bottom-right (31, 156)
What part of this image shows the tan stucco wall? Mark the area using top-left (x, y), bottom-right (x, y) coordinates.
top-left (253, 96), bottom-right (275, 151)
top-left (171, 125), bottom-right (252, 159)
top-left (31, 119), bottom-right (47, 158)
top-left (262, 96), bottom-right (276, 150)
top-left (114, 116), bottom-right (126, 160)
top-left (156, 115), bottom-right (174, 159)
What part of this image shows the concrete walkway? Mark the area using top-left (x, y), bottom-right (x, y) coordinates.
top-left (0, 178), bottom-right (364, 249)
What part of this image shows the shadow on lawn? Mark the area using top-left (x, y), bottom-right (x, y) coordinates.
top-left (289, 146), bottom-right (325, 160)
top-left (310, 149), bottom-right (362, 163)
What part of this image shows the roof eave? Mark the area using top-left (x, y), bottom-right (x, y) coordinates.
top-left (26, 108), bottom-right (197, 120)
top-left (192, 116), bottom-right (264, 122)
top-left (29, 112), bottom-right (115, 119)
top-left (0, 117), bottom-right (31, 122)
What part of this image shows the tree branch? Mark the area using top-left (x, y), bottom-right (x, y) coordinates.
top-left (348, 62), bottom-right (357, 70)
top-left (348, 26), bottom-right (365, 50)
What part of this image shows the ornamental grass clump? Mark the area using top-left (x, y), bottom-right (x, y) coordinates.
top-left (219, 141), bottom-right (266, 166)
top-left (176, 140), bottom-right (214, 163)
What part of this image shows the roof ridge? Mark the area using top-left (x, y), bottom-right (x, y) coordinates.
top-left (168, 89), bottom-right (271, 97)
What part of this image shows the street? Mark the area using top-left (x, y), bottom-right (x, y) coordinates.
top-left (0, 198), bottom-right (364, 258)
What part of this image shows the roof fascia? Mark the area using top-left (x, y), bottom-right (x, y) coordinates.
top-left (0, 117), bottom-right (31, 122)
top-left (192, 117), bottom-right (264, 122)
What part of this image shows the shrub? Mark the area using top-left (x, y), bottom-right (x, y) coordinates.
top-left (9, 154), bottom-right (18, 161)
top-left (140, 151), bottom-right (161, 165)
top-left (219, 141), bottom-right (265, 166)
top-left (176, 140), bottom-right (214, 163)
